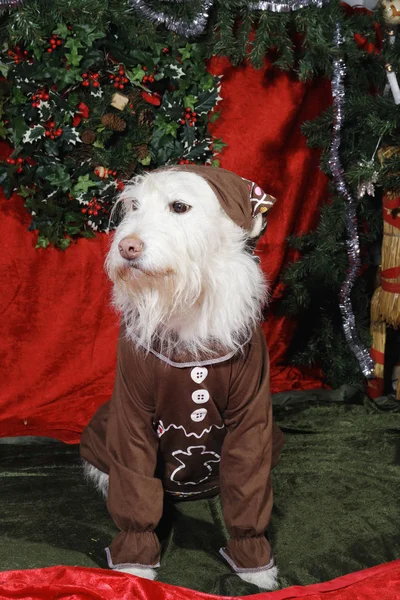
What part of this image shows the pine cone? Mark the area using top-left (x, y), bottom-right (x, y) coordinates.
top-left (120, 161), bottom-right (138, 180)
top-left (81, 129), bottom-right (96, 145)
top-left (101, 113), bottom-right (127, 132)
top-left (128, 89), bottom-right (142, 104)
top-left (138, 108), bottom-right (154, 127)
top-left (136, 144), bottom-right (149, 160)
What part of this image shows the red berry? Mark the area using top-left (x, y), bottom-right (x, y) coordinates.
top-left (109, 74), bottom-right (115, 79)
top-left (119, 84), bottom-right (124, 89)
top-left (88, 209), bottom-right (93, 215)
top-left (192, 111), bottom-right (197, 116)
top-left (192, 118), bottom-right (197, 123)
top-left (163, 47), bottom-right (169, 53)
top-left (50, 40), bottom-right (57, 46)
top-left (6, 158), bottom-right (11, 164)
top-left (112, 170), bottom-right (117, 176)
top-left (17, 157), bottom-right (24, 164)
top-left (56, 39), bottom-right (62, 46)
top-left (68, 25), bottom-right (72, 30)
top-left (82, 81), bottom-right (90, 87)
top-left (45, 131), bottom-right (51, 137)
top-left (43, 93), bottom-right (50, 100)
top-left (82, 73), bottom-right (88, 79)
top-left (114, 83), bottom-right (119, 88)
top-left (148, 76), bottom-right (154, 83)
top-left (122, 77), bottom-right (129, 83)
top-left (52, 34), bottom-right (58, 38)
top-left (119, 69), bottom-right (124, 75)
top-left (93, 81), bottom-right (100, 88)
top-left (17, 167), bottom-right (23, 174)
top-left (81, 208), bottom-right (87, 214)
top-left (185, 114), bottom-right (190, 119)
top-left (180, 119), bottom-right (185, 125)
top-left (47, 48), bottom-right (53, 53)
top-left (95, 204), bottom-right (101, 210)
top-left (49, 121), bottom-right (55, 128)
top-left (189, 123), bottom-right (194, 127)
top-left (24, 50), bottom-right (28, 56)
top-left (93, 210), bottom-right (98, 216)
top-left (115, 76), bottom-right (120, 82)
top-left (50, 134), bottom-right (55, 139)
top-left (7, 50), bottom-right (13, 56)
top-left (92, 73), bottom-right (99, 79)
top-left (56, 128), bottom-right (62, 136)
top-left (143, 66), bottom-right (147, 71)
top-left (185, 107), bottom-right (191, 112)
top-left (108, 169), bottom-right (113, 174)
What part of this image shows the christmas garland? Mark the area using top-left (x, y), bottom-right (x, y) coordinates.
top-left (0, 20), bottom-right (222, 248)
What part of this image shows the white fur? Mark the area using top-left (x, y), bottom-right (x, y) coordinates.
top-left (114, 566), bottom-right (157, 580)
top-left (106, 169), bottom-right (268, 360)
top-left (83, 460), bottom-right (109, 499)
top-left (237, 566), bottom-right (279, 590)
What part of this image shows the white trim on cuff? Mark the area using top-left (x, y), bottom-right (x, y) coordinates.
top-left (219, 547), bottom-right (275, 573)
top-left (105, 547), bottom-right (160, 570)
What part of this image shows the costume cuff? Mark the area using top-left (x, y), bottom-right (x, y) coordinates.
top-left (222, 535), bottom-right (273, 570)
top-left (219, 547), bottom-right (274, 573)
top-left (105, 547), bottom-right (160, 570)
top-left (107, 530), bottom-right (160, 568)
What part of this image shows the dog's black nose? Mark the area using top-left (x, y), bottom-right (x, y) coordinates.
top-left (118, 236), bottom-right (144, 260)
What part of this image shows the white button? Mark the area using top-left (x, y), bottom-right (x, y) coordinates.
top-left (190, 367), bottom-right (208, 384)
top-left (191, 408), bottom-right (207, 422)
top-left (192, 390), bottom-right (210, 404)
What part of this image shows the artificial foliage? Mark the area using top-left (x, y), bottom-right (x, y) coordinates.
top-left (2, 0), bottom-right (400, 387)
top-left (0, 6), bottom-right (223, 248)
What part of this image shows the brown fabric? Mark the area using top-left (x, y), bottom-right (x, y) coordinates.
top-left (167, 165), bottom-right (276, 233)
top-left (80, 325), bottom-right (285, 571)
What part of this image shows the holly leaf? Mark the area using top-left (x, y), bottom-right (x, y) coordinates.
top-left (0, 121), bottom-right (7, 139)
top-left (53, 24), bottom-right (70, 39)
top-left (72, 174), bottom-right (98, 194)
top-left (65, 46), bottom-right (83, 68)
top-left (36, 164), bottom-right (71, 190)
top-left (178, 44), bottom-right (192, 61)
top-left (209, 111), bottom-right (220, 124)
top-left (185, 140), bottom-right (211, 160)
top-left (36, 235), bottom-right (50, 249)
top-left (74, 24), bottom-right (105, 47)
top-left (58, 238), bottom-right (72, 250)
top-left (126, 66), bottom-right (146, 83)
top-left (211, 159), bottom-right (220, 167)
top-left (22, 124), bottom-right (45, 144)
top-left (138, 155), bottom-right (151, 166)
top-left (81, 228), bottom-right (96, 239)
top-left (212, 138), bottom-right (226, 153)
top-left (195, 88), bottom-right (219, 115)
top-left (181, 123), bottom-right (196, 148)
top-left (0, 62), bottom-right (9, 78)
top-left (61, 126), bottom-right (81, 145)
top-left (65, 37), bottom-right (84, 52)
top-left (184, 95), bottom-right (197, 111)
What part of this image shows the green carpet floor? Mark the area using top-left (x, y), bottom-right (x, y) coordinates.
top-left (1, 387), bottom-right (400, 596)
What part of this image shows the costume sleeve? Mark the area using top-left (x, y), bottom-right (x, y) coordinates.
top-left (219, 326), bottom-right (276, 573)
top-left (105, 329), bottom-right (163, 569)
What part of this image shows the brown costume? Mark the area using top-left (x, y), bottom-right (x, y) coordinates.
top-left (80, 165), bottom-right (283, 575)
top-left (80, 325), bottom-right (284, 572)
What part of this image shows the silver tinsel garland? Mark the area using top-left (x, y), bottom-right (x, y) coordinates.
top-left (130, 0), bottom-right (213, 36)
top-left (0, 0), bottom-right (22, 5)
top-left (131, 0), bottom-right (329, 36)
top-left (329, 23), bottom-right (374, 378)
top-left (249, 0), bottom-right (329, 11)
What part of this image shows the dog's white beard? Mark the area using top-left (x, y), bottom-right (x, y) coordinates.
top-left (108, 240), bottom-right (267, 360)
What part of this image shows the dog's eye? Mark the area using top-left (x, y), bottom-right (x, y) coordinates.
top-left (171, 201), bottom-right (191, 214)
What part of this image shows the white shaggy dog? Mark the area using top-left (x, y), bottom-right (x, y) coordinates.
top-left (81, 166), bottom-right (282, 591)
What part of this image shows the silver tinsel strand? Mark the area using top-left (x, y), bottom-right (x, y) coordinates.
top-left (250, 0), bottom-right (329, 11)
top-left (130, 0), bottom-right (214, 36)
top-left (329, 23), bottom-right (374, 378)
top-left (0, 0), bottom-right (22, 5)
top-left (131, 0), bottom-right (328, 36)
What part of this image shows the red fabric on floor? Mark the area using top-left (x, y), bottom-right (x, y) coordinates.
top-left (0, 59), bottom-right (332, 442)
top-left (1, 560), bottom-right (400, 600)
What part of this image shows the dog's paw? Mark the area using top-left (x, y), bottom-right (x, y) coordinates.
top-left (237, 566), bottom-right (279, 591)
top-left (115, 566), bottom-right (157, 580)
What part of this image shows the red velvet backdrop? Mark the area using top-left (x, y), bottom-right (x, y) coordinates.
top-left (0, 59), bottom-right (332, 443)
